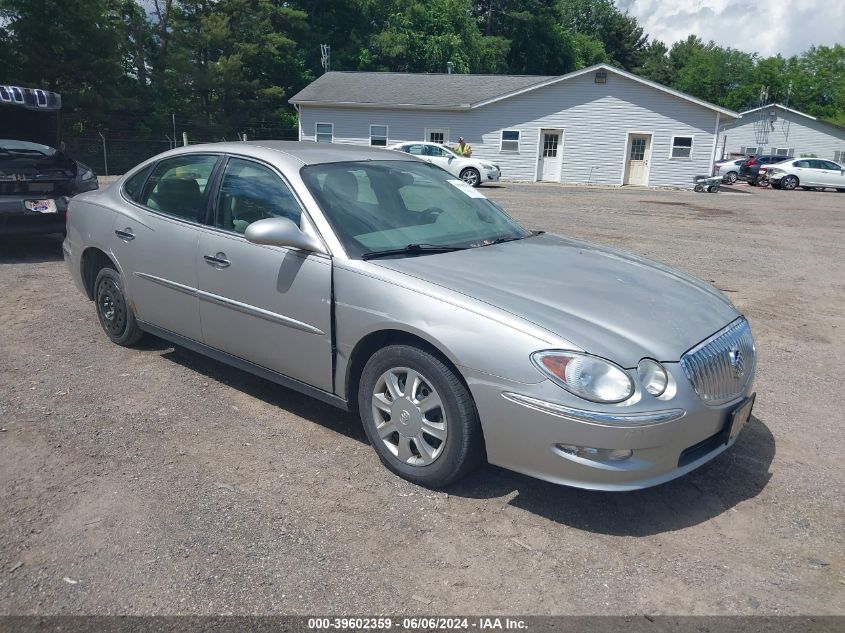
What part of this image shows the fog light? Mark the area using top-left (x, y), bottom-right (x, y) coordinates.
top-left (555, 444), bottom-right (633, 461)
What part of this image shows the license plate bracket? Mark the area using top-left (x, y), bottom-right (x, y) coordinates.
top-left (727, 393), bottom-right (755, 443)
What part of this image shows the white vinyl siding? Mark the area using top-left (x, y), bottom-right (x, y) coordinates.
top-left (835, 150), bottom-right (845, 162)
top-left (670, 135), bottom-right (693, 159)
top-left (370, 124), bottom-right (388, 146)
top-left (315, 122), bottom-right (333, 143)
top-left (721, 106), bottom-right (845, 162)
top-left (500, 130), bottom-right (520, 152)
top-left (298, 71), bottom-right (725, 187)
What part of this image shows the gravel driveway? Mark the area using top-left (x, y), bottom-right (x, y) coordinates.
top-left (1, 183), bottom-right (843, 615)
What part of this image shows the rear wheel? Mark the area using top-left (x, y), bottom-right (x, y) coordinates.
top-left (94, 267), bottom-right (144, 346)
top-left (725, 171), bottom-right (738, 184)
top-left (358, 345), bottom-right (483, 487)
top-left (781, 175), bottom-right (799, 190)
top-left (460, 167), bottom-right (481, 188)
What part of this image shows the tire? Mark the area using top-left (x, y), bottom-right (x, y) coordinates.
top-left (725, 171), bottom-right (738, 184)
top-left (460, 167), bottom-right (481, 188)
top-left (94, 267), bottom-right (144, 346)
top-left (781, 175), bottom-right (799, 190)
top-left (707, 185), bottom-right (718, 193)
top-left (358, 344), bottom-right (484, 488)
top-left (694, 184), bottom-right (704, 193)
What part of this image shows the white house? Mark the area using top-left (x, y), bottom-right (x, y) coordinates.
top-left (289, 63), bottom-right (739, 188)
top-left (718, 103), bottom-right (845, 162)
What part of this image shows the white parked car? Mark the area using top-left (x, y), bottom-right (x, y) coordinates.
top-left (763, 158), bottom-right (845, 191)
top-left (713, 158), bottom-right (744, 184)
top-left (387, 141), bottom-right (500, 187)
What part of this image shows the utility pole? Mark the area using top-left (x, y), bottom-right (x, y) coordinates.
top-left (172, 113), bottom-right (176, 144)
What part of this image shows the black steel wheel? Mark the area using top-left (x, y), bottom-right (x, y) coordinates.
top-left (94, 267), bottom-right (144, 346)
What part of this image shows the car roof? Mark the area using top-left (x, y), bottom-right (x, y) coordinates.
top-left (169, 140), bottom-right (413, 166)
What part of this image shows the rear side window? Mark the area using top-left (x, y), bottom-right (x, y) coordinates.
top-left (123, 164), bottom-right (153, 202)
top-left (215, 157), bottom-right (303, 234)
top-left (138, 154), bottom-right (219, 222)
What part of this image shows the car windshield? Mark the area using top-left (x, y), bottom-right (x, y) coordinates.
top-left (0, 139), bottom-right (56, 156)
top-left (301, 160), bottom-right (530, 258)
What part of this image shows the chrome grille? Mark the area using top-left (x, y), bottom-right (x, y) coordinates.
top-left (681, 319), bottom-right (755, 404)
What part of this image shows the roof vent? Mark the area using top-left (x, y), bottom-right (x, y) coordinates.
top-left (595, 70), bottom-right (607, 84)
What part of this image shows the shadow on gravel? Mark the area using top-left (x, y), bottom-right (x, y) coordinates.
top-left (448, 416), bottom-right (775, 536)
top-left (158, 342), bottom-right (368, 445)
top-left (0, 234), bottom-right (64, 263)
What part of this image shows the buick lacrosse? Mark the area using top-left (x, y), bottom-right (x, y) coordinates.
top-left (64, 142), bottom-right (756, 490)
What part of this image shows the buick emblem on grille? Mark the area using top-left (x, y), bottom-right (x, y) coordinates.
top-left (729, 347), bottom-right (745, 377)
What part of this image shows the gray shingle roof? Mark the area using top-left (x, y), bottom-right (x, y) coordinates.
top-left (289, 71), bottom-right (555, 109)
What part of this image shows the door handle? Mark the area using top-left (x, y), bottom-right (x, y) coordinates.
top-left (115, 228), bottom-right (135, 241)
top-left (204, 253), bottom-right (231, 268)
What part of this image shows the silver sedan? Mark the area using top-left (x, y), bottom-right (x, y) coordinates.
top-left (63, 142), bottom-right (757, 490)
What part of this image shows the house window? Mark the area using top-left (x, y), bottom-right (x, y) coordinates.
top-left (425, 128), bottom-right (449, 144)
top-left (315, 122), bottom-right (333, 143)
top-left (670, 135), bottom-right (693, 159)
top-left (500, 130), bottom-right (520, 152)
top-left (370, 125), bottom-right (388, 147)
top-left (742, 146), bottom-right (758, 155)
top-left (773, 147), bottom-right (794, 157)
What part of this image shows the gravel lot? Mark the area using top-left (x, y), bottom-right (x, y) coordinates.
top-left (1, 183), bottom-right (843, 616)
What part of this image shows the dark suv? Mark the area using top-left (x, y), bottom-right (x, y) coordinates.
top-left (738, 155), bottom-right (789, 185)
top-left (1, 85), bottom-right (98, 236)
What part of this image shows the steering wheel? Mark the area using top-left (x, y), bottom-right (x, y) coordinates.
top-left (419, 206), bottom-right (445, 224)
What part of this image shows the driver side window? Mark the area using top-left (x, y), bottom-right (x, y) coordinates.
top-left (215, 158), bottom-right (303, 234)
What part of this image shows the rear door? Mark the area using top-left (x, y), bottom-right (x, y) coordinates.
top-left (424, 145), bottom-right (459, 177)
top-left (112, 153), bottom-right (221, 341)
top-left (195, 155), bottom-right (334, 392)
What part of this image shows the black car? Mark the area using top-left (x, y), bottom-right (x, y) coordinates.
top-left (0, 86), bottom-right (98, 236)
top-left (737, 154), bottom-right (789, 185)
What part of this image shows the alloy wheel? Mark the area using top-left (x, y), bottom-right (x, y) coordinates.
top-left (461, 169), bottom-right (480, 187)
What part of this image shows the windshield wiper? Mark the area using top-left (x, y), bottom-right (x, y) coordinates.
top-left (362, 243), bottom-right (468, 260)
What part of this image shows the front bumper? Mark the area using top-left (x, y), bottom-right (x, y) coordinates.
top-left (0, 195), bottom-right (68, 236)
top-left (465, 362), bottom-right (755, 491)
top-left (485, 168), bottom-right (501, 182)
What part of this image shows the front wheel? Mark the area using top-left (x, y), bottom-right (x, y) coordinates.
top-left (94, 267), bottom-right (144, 346)
top-left (725, 171), bottom-right (738, 184)
top-left (460, 167), bottom-right (481, 188)
top-left (781, 175), bottom-right (799, 190)
top-left (358, 345), bottom-right (484, 487)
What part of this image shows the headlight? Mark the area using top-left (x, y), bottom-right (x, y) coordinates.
top-left (480, 163), bottom-right (493, 169)
top-left (637, 358), bottom-right (668, 396)
top-left (531, 351), bottom-right (634, 403)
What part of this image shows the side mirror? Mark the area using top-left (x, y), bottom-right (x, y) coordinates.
top-left (244, 217), bottom-right (327, 254)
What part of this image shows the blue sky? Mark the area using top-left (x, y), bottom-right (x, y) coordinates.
top-left (619, 0), bottom-right (845, 57)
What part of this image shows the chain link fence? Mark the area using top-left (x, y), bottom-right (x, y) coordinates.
top-left (63, 127), bottom-right (299, 177)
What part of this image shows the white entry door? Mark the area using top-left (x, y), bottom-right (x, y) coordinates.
top-left (625, 134), bottom-right (652, 185)
top-left (539, 130), bottom-right (563, 182)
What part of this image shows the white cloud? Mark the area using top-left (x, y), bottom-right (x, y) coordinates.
top-left (619, 0), bottom-right (845, 57)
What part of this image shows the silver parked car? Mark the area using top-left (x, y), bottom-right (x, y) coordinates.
top-left (64, 142), bottom-right (757, 490)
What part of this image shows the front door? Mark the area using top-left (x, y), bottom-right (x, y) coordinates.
top-left (624, 134), bottom-right (652, 185)
top-left (197, 156), bottom-right (334, 392)
top-left (112, 153), bottom-right (222, 342)
top-left (539, 130), bottom-right (563, 182)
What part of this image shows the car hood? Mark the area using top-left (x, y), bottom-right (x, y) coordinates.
top-left (371, 233), bottom-right (740, 367)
